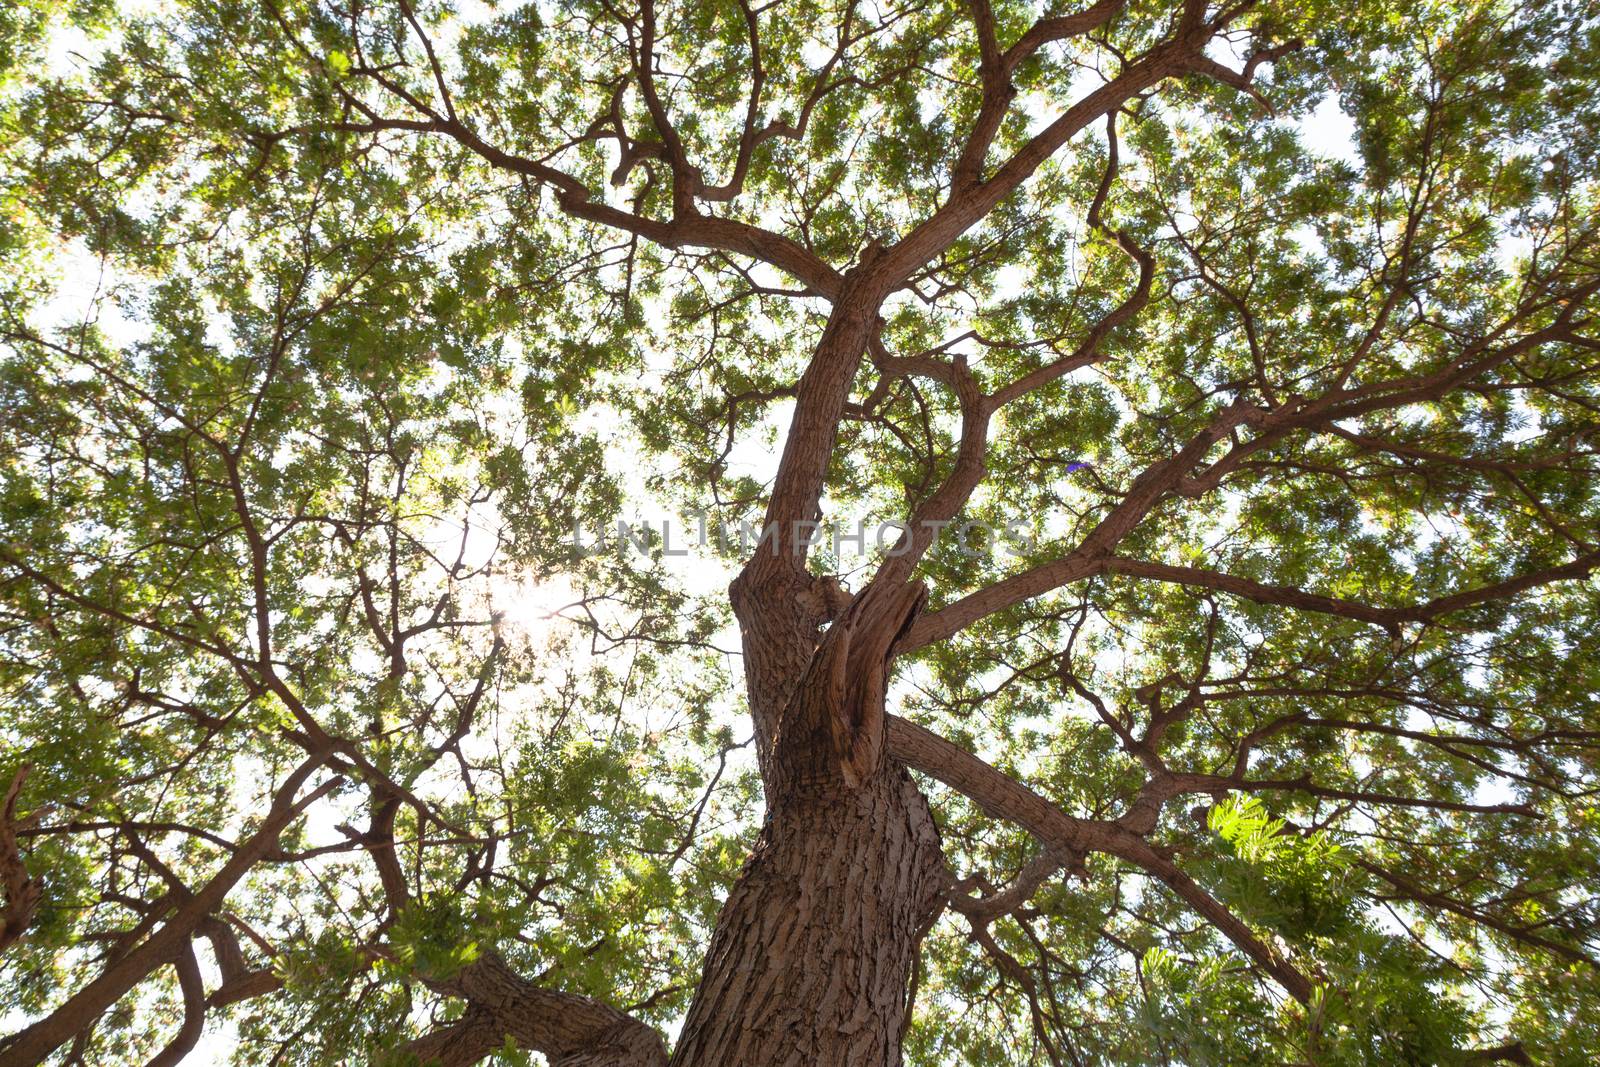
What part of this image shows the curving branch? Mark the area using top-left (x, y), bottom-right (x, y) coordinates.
top-left (402, 953), bottom-right (668, 1067)
top-left (986, 113), bottom-right (1154, 408)
top-left (1352, 854), bottom-right (1595, 968)
top-left (885, 714), bottom-right (1316, 1002)
top-left (900, 289), bottom-right (1598, 653)
top-left (870, 112), bottom-right (1154, 587)
top-left (877, 0), bottom-right (1284, 286)
top-left (900, 397), bottom-right (1264, 651)
top-left (404, 1005), bottom-right (504, 1067)
top-left (142, 941), bottom-right (205, 1067)
top-left (948, 849), bottom-right (1075, 929)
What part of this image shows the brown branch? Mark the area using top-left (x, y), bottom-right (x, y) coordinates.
top-left (0, 766), bottom-right (43, 957)
top-left (738, 289), bottom-right (883, 575)
top-left (901, 398), bottom-right (1264, 650)
top-left (1351, 856), bottom-right (1594, 967)
top-left (142, 941), bottom-right (205, 1067)
top-left (1102, 550), bottom-right (1600, 628)
top-left (885, 715), bottom-right (1315, 1002)
top-left (200, 916), bottom-right (282, 1009)
top-left (869, 335), bottom-right (992, 583)
top-left (1148, 771), bottom-right (1539, 818)
top-left (1133, 848), bottom-right (1315, 1003)
top-left (877, 0), bottom-right (1252, 286)
top-left (953, 0), bottom-right (1129, 189)
top-left (1003, 0), bottom-right (1129, 75)
top-left (988, 113), bottom-right (1154, 407)
top-left (1181, 295), bottom-right (1599, 498)
top-left (949, 849), bottom-right (1074, 928)
top-left (404, 1005), bottom-right (503, 1067)
top-left (1184, 39), bottom-right (1303, 113)
top-left (261, 116), bottom-right (842, 298)
top-left (0, 755), bottom-right (341, 1067)
top-left (696, 0), bottom-right (766, 202)
top-left (901, 291), bottom-right (1598, 653)
top-left (402, 952), bottom-right (667, 1067)
top-left (886, 714), bottom-right (1123, 856)
top-left (1328, 424), bottom-right (1599, 476)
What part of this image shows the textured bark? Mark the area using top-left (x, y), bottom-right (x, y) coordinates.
top-left (669, 766), bottom-right (945, 1067)
top-left (670, 556), bottom-right (946, 1067)
top-left (0, 10), bottom-right (1349, 1063)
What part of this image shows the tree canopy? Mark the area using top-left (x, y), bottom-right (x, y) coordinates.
top-left (2, 0), bottom-right (1599, 1064)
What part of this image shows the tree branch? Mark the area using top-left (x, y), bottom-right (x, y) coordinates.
top-left (1102, 550), bottom-right (1600, 628)
top-left (876, 0), bottom-right (1244, 286)
top-left (0, 756), bottom-right (341, 1067)
top-left (0, 766), bottom-right (42, 957)
top-left (142, 941), bottom-right (205, 1067)
top-left (885, 714), bottom-right (1315, 1002)
top-left (404, 953), bottom-right (667, 1067)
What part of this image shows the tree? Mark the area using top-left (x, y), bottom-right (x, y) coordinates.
top-left (1, 0), bottom-right (1598, 1062)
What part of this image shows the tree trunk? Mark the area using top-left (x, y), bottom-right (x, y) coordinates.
top-left (672, 568), bottom-right (947, 1067)
top-left (669, 765), bottom-right (945, 1067)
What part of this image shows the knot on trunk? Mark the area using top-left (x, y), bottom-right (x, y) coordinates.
top-left (775, 579), bottom-right (927, 792)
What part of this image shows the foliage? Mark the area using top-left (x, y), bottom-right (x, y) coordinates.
top-left (2, 0), bottom-right (1599, 1064)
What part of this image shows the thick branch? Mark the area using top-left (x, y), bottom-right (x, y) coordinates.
top-left (876, 1), bottom-right (1230, 287)
top-left (1352, 856), bottom-right (1594, 967)
top-left (901, 297), bottom-right (1597, 652)
top-left (901, 399), bottom-right (1263, 650)
top-left (266, 117), bottom-right (843, 299)
top-left (949, 849), bottom-right (1073, 928)
top-left (954, 0), bottom-right (1129, 189)
top-left (403, 953), bottom-right (667, 1067)
top-left (404, 1006), bottom-right (503, 1067)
